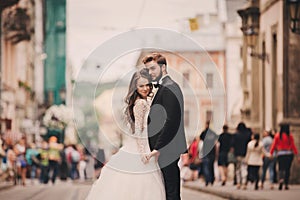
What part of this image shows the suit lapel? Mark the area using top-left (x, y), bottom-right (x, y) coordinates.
top-left (150, 76), bottom-right (172, 106)
top-left (151, 86), bottom-right (162, 106)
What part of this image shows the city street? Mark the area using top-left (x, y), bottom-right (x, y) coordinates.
top-left (1, 0), bottom-right (300, 200)
top-left (0, 180), bottom-right (226, 200)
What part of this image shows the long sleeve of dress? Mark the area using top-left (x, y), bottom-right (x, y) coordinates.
top-left (133, 99), bottom-right (148, 155)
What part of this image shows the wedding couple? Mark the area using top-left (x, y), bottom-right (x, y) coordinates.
top-left (86, 53), bottom-right (187, 200)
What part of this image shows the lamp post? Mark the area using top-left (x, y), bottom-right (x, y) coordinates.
top-left (238, 6), bottom-right (268, 61)
top-left (287, 0), bottom-right (300, 34)
top-left (238, 7), bottom-right (260, 48)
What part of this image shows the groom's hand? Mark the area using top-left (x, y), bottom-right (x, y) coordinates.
top-left (147, 150), bottom-right (160, 162)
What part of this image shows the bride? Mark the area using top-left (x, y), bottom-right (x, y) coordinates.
top-left (86, 68), bottom-right (166, 200)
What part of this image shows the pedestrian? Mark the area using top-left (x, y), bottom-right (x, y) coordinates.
top-left (65, 144), bottom-right (73, 178)
top-left (270, 129), bottom-right (278, 183)
top-left (0, 137), bottom-right (5, 160)
top-left (231, 122), bottom-right (252, 189)
top-left (59, 145), bottom-right (69, 181)
top-left (0, 138), bottom-right (7, 180)
top-left (260, 129), bottom-right (275, 189)
top-left (228, 140), bottom-right (237, 186)
top-left (38, 140), bottom-right (49, 184)
top-left (70, 144), bottom-right (80, 180)
top-left (200, 121), bottom-right (218, 186)
top-left (78, 145), bottom-right (87, 181)
top-left (93, 148), bottom-right (105, 179)
top-left (1, 142), bottom-right (16, 183)
top-left (14, 137), bottom-right (27, 186)
top-left (48, 136), bottom-right (62, 184)
top-left (179, 153), bottom-right (194, 182)
top-left (25, 143), bottom-right (40, 184)
top-left (270, 123), bottom-right (300, 190)
top-left (187, 136), bottom-right (202, 180)
top-left (244, 133), bottom-right (270, 190)
top-left (217, 125), bottom-right (232, 186)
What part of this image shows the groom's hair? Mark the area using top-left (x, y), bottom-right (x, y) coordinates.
top-left (142, 52), bottom-right (167, 67)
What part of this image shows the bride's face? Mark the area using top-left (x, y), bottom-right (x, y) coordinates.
top-left (136, 77), bottom-right (151, 99)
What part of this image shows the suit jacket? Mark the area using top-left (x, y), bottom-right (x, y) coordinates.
top-left (148, 76), bottom-right (187, 166)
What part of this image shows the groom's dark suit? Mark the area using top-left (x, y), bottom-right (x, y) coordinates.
top-left (148, 75), bottom-right (187, 200)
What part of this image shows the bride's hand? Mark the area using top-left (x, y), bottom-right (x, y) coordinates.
top-left (146, 150), bottom-right (160, 162)
top-left (141, 154), bottom-right (149, 164)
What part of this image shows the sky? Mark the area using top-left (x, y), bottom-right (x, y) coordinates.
top-left (67, 0), bottom-right (218, 82)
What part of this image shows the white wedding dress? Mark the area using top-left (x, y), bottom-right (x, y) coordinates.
top-left (86, 99), bottom-right (166, 200)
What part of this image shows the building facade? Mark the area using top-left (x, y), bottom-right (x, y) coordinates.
top-left (238, 0), bottom-right (300, 182)
top-left (44, 0), bottom-right (66, 106)
top-left (224, 0), bottom-right (247, 127)
top-left (0, 0), bottom-right (68, 144)
top-left (0, 0), bottom-right (36, 143)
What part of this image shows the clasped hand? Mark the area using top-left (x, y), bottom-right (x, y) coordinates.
top-left (141, 150), bottom-right (160, 164)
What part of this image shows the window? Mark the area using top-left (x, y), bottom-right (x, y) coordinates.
top-left (206, 110), bottom-right (213, 123)
top-left (240, 45), bottom-right (243, 59)
top-left (184, 110), bottom-right (190, 127)
top-left (206, 73), bottom-right (213, 88)
top-left (183, 72), bottom-right (190, 88)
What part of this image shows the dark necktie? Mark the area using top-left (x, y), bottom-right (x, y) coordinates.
top-left (153, 82), bottom-right (161, 88)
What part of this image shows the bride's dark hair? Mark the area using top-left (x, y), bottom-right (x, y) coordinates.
top-left (124, 68), bottom-right (153, 131)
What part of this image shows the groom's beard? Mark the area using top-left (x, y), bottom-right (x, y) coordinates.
top-left (153, 70), bottom-right (163, 82)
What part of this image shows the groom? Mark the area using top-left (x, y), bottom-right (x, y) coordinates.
top-left (143, 53), bottom-right (187, 200)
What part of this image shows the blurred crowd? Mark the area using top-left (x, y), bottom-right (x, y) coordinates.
top-left (0, 136), bottom-right (105, 186)
top-left (181, 121), bottom-right (300, 191)
top-left (1, 121), bottom-right (299, 191)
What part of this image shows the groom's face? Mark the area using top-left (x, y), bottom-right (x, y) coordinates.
top-left (145, 60), bottom-right (162, 82)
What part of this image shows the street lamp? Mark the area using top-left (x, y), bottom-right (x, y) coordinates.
top-left (287, 0), bottom-right (300, 34)
top-left (238, 7), bottom-right (260, 48)
top-left (245, 7), bottom-right (260, 48)
top-left (237, 9), bottom-right (248, 34)
top-left (238, 6), bottom-right (268, 61)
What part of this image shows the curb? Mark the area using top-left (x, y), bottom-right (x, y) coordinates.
top-left (0, 183), bottom-right (14, 192)
top-left (183, 183), bottom-right (269, 200)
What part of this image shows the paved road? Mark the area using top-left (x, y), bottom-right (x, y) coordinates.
top-left (0, 180), bottom-right (227, 200)
top-left (182, 187), bottom-right (227, 200)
